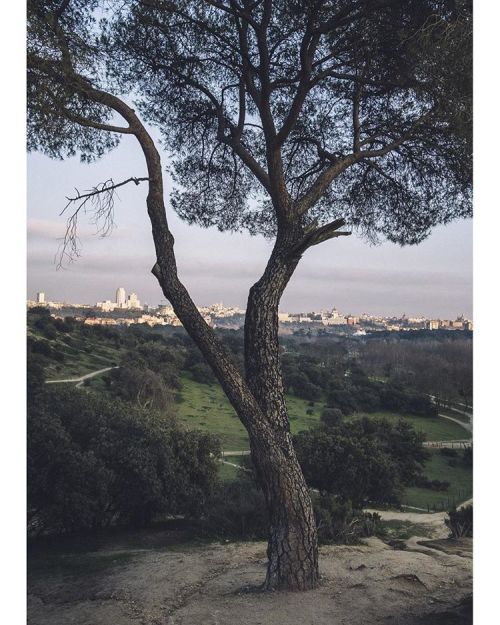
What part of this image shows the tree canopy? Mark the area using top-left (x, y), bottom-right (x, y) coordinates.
top-left (28, 0), bottom-right (472, 247)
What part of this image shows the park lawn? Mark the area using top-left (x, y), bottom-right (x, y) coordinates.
top-left (176, 375), bottom-right (324, 450)
top-left (351, 411), bottom-right (471, 441)
top-left (402, 449), bottom-right (472, 511)
top-left (438, 406), bottom-right (471, 424)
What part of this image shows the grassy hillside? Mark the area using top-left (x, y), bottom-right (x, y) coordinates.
top-left (177, 375), bottom-right (324, 449)
top-left (28, 325), bottom-right (124, 379)
top-left (403, 450), bottom-right (472, 510)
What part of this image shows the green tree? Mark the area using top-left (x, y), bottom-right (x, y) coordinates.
top-left (320, 407), bottom-right (343, 428)
top-left (28, 388), bottom-right (220, 534)
top-left (294, 417), bottom-right (427, 506)
top-left (28, 0), bottom-right (471, 590)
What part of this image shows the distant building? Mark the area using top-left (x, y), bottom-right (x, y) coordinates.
top-left (36, 292), bottom-right (45, 304)
top-left (127, 292), bottom-right (141, 309)
top-left (426, 320), bottom-right (440, 330)
top-left (96, 300), bottom-right (116, 312)
top-left (116, 287), bottom-right (126, 308)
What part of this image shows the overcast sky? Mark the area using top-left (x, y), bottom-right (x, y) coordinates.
top-left (27, 134), bottom-right (472, 318)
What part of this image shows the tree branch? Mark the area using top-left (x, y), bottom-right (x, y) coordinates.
top-left (57, 177), bottom-right (149, 268)
top-left (290, 218), bottom-right (352, 256)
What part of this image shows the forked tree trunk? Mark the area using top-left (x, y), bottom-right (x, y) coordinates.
top-left (135, 128), bottom-right (318, 591)
top-left (45, 61), bottom-right (320, 591)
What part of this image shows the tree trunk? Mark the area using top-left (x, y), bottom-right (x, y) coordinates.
top-left (251, 425), bottom-right (319, 591)
top-left (244, 229), bottom-right (320, 591)
top-left (132, 122), bottom-right (318, 590)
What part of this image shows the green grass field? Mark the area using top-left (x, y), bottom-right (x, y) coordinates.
top-left (402, 450), bottom-right (472, 510)
top-left (177, 379), bottom-right (470, 450)
top-left (176, 375), bottom-right (324, 449)
top-left (351, 411), bottom-right (471, 441)
top-left (438, 406), bottom-right (471, 424)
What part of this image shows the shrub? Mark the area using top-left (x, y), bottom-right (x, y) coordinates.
top-left (320, 407), bottom-right (343, 428)
top-left (445, 505), bottom-right (473, 538)
top-left (415, 477), bottom-right (450, 491)
top-left (313, 495), bottom-right (382, 544)
top-left (189, 362), bottom-right (217, 385)
top-left (203, 479), bottom-right (268, 539)
top-left (294, 417), bottom-right (427, 506)
top-left (462, 447), bottom-right (473, 467)
top-left (325, 388), bottom-right (358, 416)
top-left (28, 388), bottom-right (220, 535)
top-left (202, 481), bottom-right (383, 545)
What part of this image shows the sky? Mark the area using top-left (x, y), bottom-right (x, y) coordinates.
top-left (27, 134), bottom-right (472, 319)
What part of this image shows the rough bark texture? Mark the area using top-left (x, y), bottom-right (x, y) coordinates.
top-left (244, 229), bottom-right (319, 590)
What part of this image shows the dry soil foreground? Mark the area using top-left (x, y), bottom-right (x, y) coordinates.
top-left (28, 528), bottom-right (472, 625)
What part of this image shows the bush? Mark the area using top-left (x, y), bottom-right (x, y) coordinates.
top-left (28, 388), bottom-right (220, 535)
top-left (415, 477), bottom-right (450, 491)
top-left (106, 365), bottom-right (176, 411)
top-left (325, 388), bottom-right (358, 416)
top-left (202, 479), bottom-right (268, 539)
top-left (189, 362), bottom-right (217, 385)
top-left (320, 407), bottom-right (343, 428)
top-left (439, 448), bottom-right (458, 457)
top-left (314, 495), bottom-right (382, 544)
top-left (202, 481), bottom-right (383, 545)
top-left (294, 417), bottom-right (427, 506)
top-left (445, 505), bottom-right (473, 538)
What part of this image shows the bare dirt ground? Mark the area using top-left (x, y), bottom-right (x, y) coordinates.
top-left (28, 522), bottom-right (472, 625)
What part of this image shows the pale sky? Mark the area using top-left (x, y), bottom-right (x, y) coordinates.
top-left (27, 134), bottom-right (472, 318)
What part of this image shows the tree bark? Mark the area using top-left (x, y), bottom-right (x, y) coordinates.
top-left (250, 424), bottom-right (319, 590)
top-left (244, 229), bottom-right (320, 590)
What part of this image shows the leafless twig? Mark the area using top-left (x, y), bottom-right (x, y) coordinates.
top-left (56, 176), bottom-right (149, 268)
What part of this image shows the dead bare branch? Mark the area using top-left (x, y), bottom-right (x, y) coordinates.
top-left (56, 176), bottom-right (149, 268)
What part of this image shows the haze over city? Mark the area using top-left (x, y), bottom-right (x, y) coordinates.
top-left (28, 134), bottom-right (472, 319)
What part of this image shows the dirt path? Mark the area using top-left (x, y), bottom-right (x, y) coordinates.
top-left (45, 366), bottom-right (119, 387)
top-left (28, 532), bottom-right (472, 625)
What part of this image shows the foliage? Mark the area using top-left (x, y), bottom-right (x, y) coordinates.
top-left (27, 387), bottom-right (220, 535)
top-left (320, 407), bottom-right (343, 428)
top-left (445, 504), bottom-right (473, 538)
top-left (104, 0), bottom-right (472, 243)
top-left (189, 362), bottom-right (217, 386)
top-left (202, 478), bottom-right (268, 539)
top-left (462, 446), bottom-right (473, 467)
top-left (105, 363), bottom-right (176, 411)
top-left (27, 354), bottom-right (46, 397)
top-left (324, 366), bottom-right (438, 418)
top-left (415, 477), bottom-right (451, 491)
top-left (203, 479), bottom-right (382, 545)
top-left (313, 495), bottom-right (382, 545)
top-left (294, 417), bottom-right (427, 506)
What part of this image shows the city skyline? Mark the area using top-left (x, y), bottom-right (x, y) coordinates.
top-left (27, 286), bottom-right (472, 322)
top-left (28, 140), bottom-right (472, 319)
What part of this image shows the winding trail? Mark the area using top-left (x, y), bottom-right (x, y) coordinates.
top-left (45, 366), bottom-right (119, 387)
top-left (438, 412), bottom-right (472, 433)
